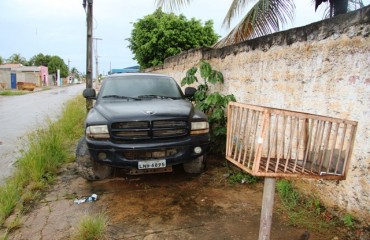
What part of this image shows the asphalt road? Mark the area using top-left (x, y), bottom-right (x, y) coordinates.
top-left (0, 84), bottom-right (85, 185)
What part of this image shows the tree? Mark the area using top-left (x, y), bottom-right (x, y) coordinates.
top-left (7, 53), bottom-right (28, 65)
top-left (316, 0), bottom-right (365, 18)
top-left (156, 0), bottom-right (364, 47)
top-left (127, 9), bottom-right (219, 69)
top-left (28, 53), bottom-right (51, 67)
top-left (48, 56), bottom-right (69, 78)
top-left (71, 67), bottom-right (80, 79)
top-left (0, 56), bottom-right (4, 65)
top-left (28, 53), bottom-right (69, 77)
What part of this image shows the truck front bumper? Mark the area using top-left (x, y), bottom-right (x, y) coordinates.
top-left (85, 134), bottom-right (210, 169)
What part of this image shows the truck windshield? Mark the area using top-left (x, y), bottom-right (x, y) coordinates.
top-left (100, 76), bottom-right (183, 99)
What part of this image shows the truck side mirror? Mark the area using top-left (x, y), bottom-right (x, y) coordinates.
top-left (83, 88), bottom-right (96, 99)
top-left (184, 87), bottom-right (196, 98)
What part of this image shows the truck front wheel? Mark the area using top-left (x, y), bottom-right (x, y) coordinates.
top-left (76, 137), bottom-right (112, 181)
top-left (183, 155), bottom-right (205, 174)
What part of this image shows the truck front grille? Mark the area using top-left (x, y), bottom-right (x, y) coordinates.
top-left (111, 120), bottom-right (188, 140)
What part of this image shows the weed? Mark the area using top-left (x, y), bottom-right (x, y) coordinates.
top-left (0, 96), bottom-right (85, 226)
top-left (0, 183), bottom-right (20, 224)
top-left (72, 212), bottom-right (108, 240)
top-left (5, 214), bottom-right (22, 232)
top-left (227, 170), bottom-right (259, 185)
top-left (275, 180), bottom-right (336, 232)
top-left (276, 179), bottom-right (300, 209)
top-left (306, 197), bottom-right (324, 215)
top-left (343, 214), bottom-right (355, 228)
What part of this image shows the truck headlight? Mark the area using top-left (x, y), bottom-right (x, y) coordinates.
top-left (86, 125), bottom-right (110, 139)
top-left (191, 121), bottom-right (209, 135)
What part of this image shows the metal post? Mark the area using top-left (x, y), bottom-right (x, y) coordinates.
top-left (93, 38), bottom-right (102, 84)
top-left (258, 177), bottom-right (276, 240)
top-left (85, 0), bottom-right (93, 110)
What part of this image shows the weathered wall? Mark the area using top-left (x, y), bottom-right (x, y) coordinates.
top-left (0, 69), bottom-right (11, 88)
top-left (15, 72), bottom-right (41, 86)
top-left (149, 6), bottom-right (370, 223)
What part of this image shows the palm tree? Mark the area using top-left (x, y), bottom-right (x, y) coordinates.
top-left (156, 0), bottom-right (364, 47)
top-left (7, 53), bottom-right (27, 65)
top-left (319, 0), bottom-right (365, 18)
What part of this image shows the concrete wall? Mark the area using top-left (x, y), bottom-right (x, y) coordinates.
top-left (15, 72), bottom-right (41, 86)
top-left (149, 6), bottom-right (370, 223)
top-left (0, 69), bottom-right (11, 88)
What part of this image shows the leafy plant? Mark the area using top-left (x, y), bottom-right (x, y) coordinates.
top-left (181, 60), bottom-right (236, 154)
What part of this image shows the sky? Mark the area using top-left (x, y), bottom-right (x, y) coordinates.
top-left (1, 0), bottom-right (369, 76)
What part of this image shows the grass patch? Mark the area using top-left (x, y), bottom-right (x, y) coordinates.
top-left (0, 90), bottom-right (28, 96)
top-left (227, 169), bottom-right (260, 185)
top-left (0, 96), bottom-right (86, 226)
top-left (72, 212), bottom-right (108, 240)
top-left (276, 179), bottom-right (337, 232)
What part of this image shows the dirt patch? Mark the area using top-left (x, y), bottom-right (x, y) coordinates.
top-left (3, 156), bottom-right (346, 240)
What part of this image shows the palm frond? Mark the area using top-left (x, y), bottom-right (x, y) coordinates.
top-left (223, 0), bottom-right (251, 28)
top-left (215, 0), bottom-right (295, 48)
top-left (155, 0), bottom-right (192, 12)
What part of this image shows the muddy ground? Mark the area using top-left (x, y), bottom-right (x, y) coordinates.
top-left (3, 156), bottom-right (353, 240)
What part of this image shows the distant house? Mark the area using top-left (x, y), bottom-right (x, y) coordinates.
top-left (0, 64), bottom-right (49, 89)
top-left (109, 66), bottom-right (140, 75)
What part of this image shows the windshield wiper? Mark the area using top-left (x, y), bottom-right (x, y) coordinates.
top-left (137, 95), bottom-right (176, 100)
top-left (102, 95), bottom-right (140, 100)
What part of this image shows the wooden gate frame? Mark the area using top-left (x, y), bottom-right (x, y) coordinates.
top-left (226, 102), bottom-right (358, 180)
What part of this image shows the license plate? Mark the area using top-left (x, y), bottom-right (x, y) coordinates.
top-left (138, 159), bottom-right (166, 169)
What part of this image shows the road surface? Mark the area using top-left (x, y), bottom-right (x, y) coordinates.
top-left (0, 84), bottom-right (85, 184)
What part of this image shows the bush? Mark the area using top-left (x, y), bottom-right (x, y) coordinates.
top-left (181, 60), bottom-right (235, 155)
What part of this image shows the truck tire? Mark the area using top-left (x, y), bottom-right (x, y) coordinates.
top-left (76, 137), bottom-right (112, 181)
top-left (183, 155), bottom-right (205, 174)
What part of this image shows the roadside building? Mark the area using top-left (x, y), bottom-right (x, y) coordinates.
top-left (0, 64), bottom-right (49, 89)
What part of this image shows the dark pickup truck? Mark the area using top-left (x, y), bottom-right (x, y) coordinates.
top-left (76, 73), bottom-right (210, 180)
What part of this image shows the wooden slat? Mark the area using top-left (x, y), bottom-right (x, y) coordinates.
top-left (225, 102), bottom-right (357, 180)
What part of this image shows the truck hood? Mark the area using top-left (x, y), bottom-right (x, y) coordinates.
top-left (94, 99), bottom-right (194, 121)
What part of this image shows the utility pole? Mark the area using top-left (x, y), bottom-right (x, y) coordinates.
top-left (68, 59), bottom-right (71, 71)
top-left (93, 37), bottom-right (102, 83)
top-left (83, 0), bottom-right (93, 110)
